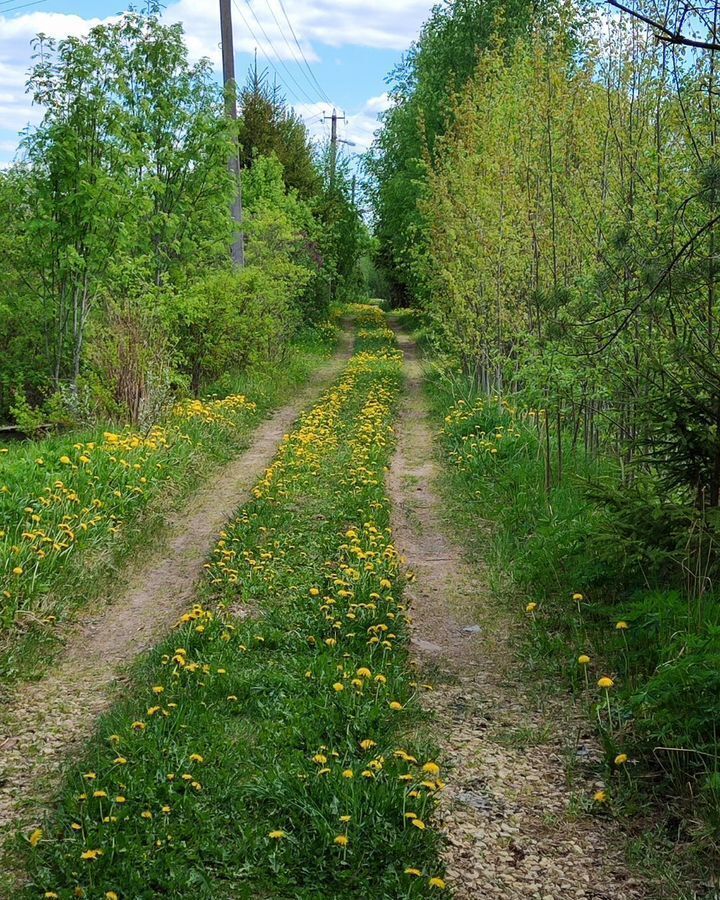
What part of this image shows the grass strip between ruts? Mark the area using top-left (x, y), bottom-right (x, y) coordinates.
top-left (0, 328), bottom-right (337, 687)
top-left (21, 308), bottom-right (447, 900)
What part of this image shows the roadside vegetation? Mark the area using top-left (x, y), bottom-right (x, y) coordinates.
top-left (0, 1), bottom-right (370, 433)
top-left (369, 0), bottom-right (720, 888)
top-left (19, 308), bottom-right (446, 899)
top-left (0, 2), bottom-right (377, 688)
top-left (0, 326), bottom-right (337, 687)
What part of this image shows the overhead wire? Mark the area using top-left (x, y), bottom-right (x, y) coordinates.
top-left (0, 0), bottom-right (50, 12)
top-left (276, 0), bottom-right (332, 106)
top-left (229, 0), bottom-right (312, 107)
top-left (261, 0), bottom-right (333, 106)
top-left (234, 0), bottom-right (317, 106)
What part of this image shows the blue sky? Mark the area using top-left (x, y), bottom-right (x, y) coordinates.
top-left (0, 0), bottom-right (434, 166)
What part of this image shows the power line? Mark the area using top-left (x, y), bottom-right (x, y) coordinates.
top-left (0, 0), bottom-right (50, 13)
top-left (229, 0), bottom-right (312, 107)
top-left (234, 0), bottom-right (318, 106)
top-left (275, 0), bottom-right (332, 106)
top-left (260, 0), bottom-right (332, 106)
top-left (260, 0), bottom-right (325, 102)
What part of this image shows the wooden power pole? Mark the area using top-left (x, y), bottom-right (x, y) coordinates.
top-left (323, 108), bottom-right (346, 191)
top-left (219, 0), bottom-right (245, 267)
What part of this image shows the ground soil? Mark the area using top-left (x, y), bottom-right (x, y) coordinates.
top-left (0, 337), bottom-right (351, 857)
top-left (387, 324), bottom-right (650, 900)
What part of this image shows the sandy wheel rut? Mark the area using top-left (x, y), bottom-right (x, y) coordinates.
top-left (0, 338), bottom-right (351, 856)
top-left (387, 324), bottom-right (649, 900)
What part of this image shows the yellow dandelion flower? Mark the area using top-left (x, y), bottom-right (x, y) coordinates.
top-left (29, 828), bottom-right (42, 847)
top-left (614, 753), bottom-right (628, 765)
top-left (422, 762), bottom-right (440, 776)
top-left (578, 654), bottom-right (591, 665)
top-left (429, 877), bottom-right (446, 889)
top-left (268, 830), bottom-right (286, 839)
top-left (597, 677), bottom-right (614, 689)
top-left (334, 834), bottom-right (349, 846)
top-left (405, 868), bottom-right (422, 877)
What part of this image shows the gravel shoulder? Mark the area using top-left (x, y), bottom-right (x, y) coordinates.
top-left (387, 324), bottom-right (649, 900)
top-left (0, 336), bottom-right (352, 860)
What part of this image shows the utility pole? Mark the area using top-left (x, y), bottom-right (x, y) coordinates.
top-left (219, 0), bottom-right (245, 267)
top-left (323, 108), bottom-right (346, 191)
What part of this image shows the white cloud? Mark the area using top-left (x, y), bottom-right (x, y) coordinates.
top-left (0, 0), bottom-right (426, 163)
top-left (364, 93), bottom-right (392, 113)
top-left (0, 11), bottom-right (114, 161)
top-left (163, 0), bottom-right (429, 61)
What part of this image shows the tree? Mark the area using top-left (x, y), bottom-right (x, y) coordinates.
top-left (239, 64), bottom-right (321, 199)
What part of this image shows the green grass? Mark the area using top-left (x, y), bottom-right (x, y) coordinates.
top-left (0, 327), bottom-right (338, 688)
top-left (409, 319), bottom-right (720, 895)
top-left (17, 310), bottom-right (446, 899)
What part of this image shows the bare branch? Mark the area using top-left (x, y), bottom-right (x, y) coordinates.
top-left (606, 0), bottom-right (720, 51)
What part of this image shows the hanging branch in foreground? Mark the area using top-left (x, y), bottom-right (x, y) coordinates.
top-left (606, 0), bottom-right (720, 52)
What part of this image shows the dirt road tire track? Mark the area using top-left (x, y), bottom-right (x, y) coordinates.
top-left (0, 335), bottom-right (353, 864)
top-left (387, 323), bottom-right (648, 900)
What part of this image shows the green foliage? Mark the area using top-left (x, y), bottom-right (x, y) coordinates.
top-left (0, 328), bottom-right (336, 684)
top-left (366, 0), bottom-right (541, 304)
top-left (20, 322), bottom-right (444, 899)
top-left (239, 65), bottom-right (321, 199)
top-left (0, 5), bottom-right (357, 425)
top-left (429, 363), bottom-right (720, 871)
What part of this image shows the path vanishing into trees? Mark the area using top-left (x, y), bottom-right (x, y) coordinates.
top-left (0, 333), bottom-right (352, 854)
top-left (1, 321), bottom-right (657, 897)
top-left (387, 323), bottom-right (649, 900)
